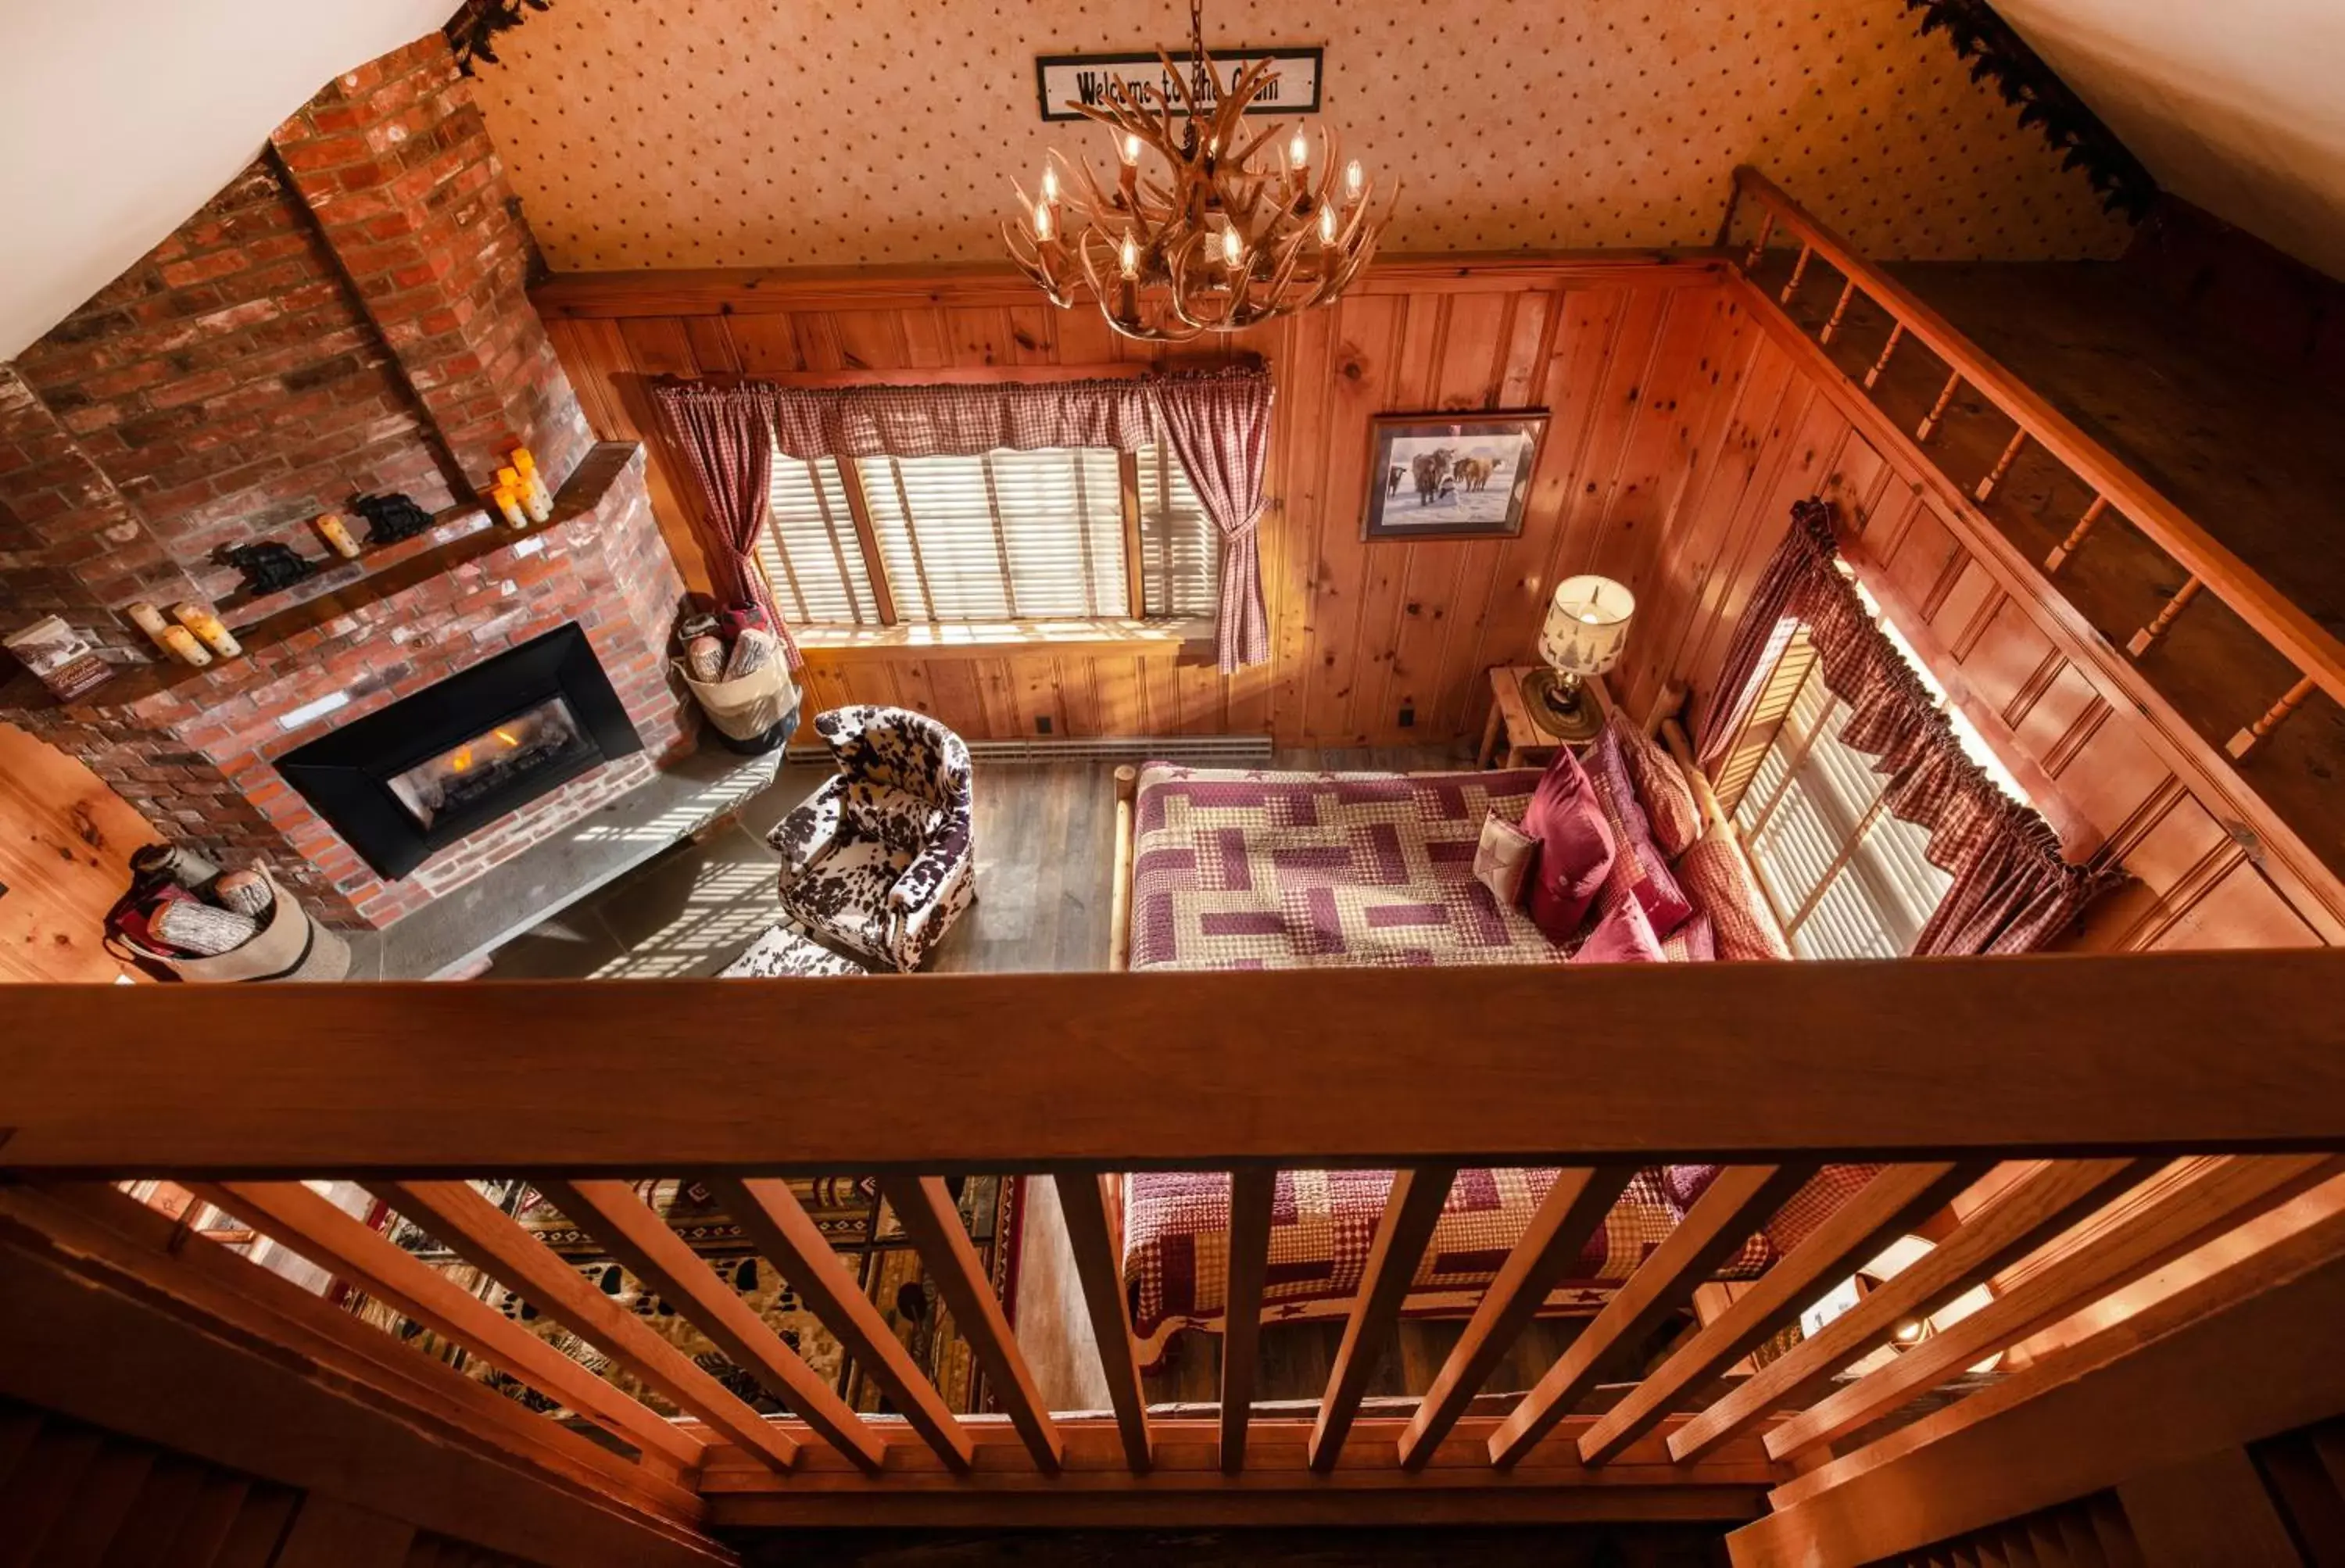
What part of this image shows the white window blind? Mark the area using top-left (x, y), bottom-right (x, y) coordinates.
top-left (758, 441), bottom-right (1215, 628)
top-left (758, 456), bottom-right (880, 625)
top-left (1137, 445), bottom-right (1219, 618)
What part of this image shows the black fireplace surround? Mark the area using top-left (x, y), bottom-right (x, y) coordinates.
top-left (278, 623), bottom-right (643, 879)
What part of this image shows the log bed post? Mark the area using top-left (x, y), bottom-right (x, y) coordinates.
top-left (1111, 764), bottom-right (1138, 973)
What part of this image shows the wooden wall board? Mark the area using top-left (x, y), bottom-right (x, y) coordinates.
top-left (0, 723), bottom-right (161, 984)
top-left (535, 256), bottom-right (1736, 748)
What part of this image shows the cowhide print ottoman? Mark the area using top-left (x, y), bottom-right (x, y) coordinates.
top-left (718, 923), bottom-right (871, 979)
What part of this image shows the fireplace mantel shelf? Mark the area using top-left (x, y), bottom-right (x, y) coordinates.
top-left (2, 444), bottom-right (644, 722)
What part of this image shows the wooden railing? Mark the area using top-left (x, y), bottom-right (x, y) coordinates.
top-left (1724, 166), bottom-right (2345, 768)
top-left (3, 958), bottom-right (2343, 1564)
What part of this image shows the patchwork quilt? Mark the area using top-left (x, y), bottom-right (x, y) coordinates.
top-left (1120, 763), bottom-right (1869, 1364)
top-left (1130, 764), bottom-right (1565, 969)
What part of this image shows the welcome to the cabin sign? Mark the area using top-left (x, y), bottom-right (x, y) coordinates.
top-left (1034, 47), bottom-right (1323, 122)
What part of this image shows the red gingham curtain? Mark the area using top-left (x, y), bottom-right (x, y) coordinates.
top-left (1695, 499), bottom-right (2118, 954)
top-left (649, 381), bottom-right (802, 670)
top-left (1149, 368), bottom-right (1273, 672)
top-left (672, 365), bottom-right (1274, 672)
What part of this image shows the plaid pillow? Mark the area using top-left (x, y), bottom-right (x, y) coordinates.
top-left (1608, 712), bottom-right (1702, 858)
top-left (1678, 830), bottom-right (1792, 961)
top-left (1586, 728), bottom-right (1695, 938)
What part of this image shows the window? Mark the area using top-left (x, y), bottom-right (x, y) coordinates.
top-left (1731, 582), bottom-right (2031, 960)
top-left (756, 443), bottom-right (1215, 628)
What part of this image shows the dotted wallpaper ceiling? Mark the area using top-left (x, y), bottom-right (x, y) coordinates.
top-left (467, 0), bottom-right (2136, 273)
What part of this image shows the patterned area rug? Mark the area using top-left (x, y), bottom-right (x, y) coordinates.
top-left (355, 1174), bottom-right (1022, 1420)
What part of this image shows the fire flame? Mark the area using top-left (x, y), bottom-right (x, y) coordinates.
top-left (449, 747), bottom-right (472, 772)
top-left (493, 727), bottom-right (521, 747)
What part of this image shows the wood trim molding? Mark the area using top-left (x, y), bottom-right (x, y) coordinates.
top-left (531, 252), bottom-right (1730, 320)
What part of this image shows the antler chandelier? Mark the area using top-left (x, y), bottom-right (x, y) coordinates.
top-left (1004, 1), bottom-right (1396, 342)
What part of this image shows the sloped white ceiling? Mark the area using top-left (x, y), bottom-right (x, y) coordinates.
top-left (0, 0), bottom-right (456, 359)
top-left (1992, 0), bottom-right (2345, 279)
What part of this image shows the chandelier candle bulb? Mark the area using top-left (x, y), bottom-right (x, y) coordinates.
top-left (172, 602), bottom-right (241, 659)
top-left (310, 512), bottom-right (361, 559)
top-left (1346, 158), bottom-right (1365, 199)
top-left (1034, 200), bottom-right (1054, 242)
top-left (1318, 203), bottom-right (1337, 244)
top-left (1120, 132), bottom-right (1141, 164)
top-left (1287, 126), bottom-right (1309, 170)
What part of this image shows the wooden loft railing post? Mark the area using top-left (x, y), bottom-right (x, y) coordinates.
top-left (875, 1176), bottom-right (1063, 1475)
top-left (190, 1180), bottom-right (705, 1473)
top-left (2126, 577), bottom-right (2204, 657)
top-left (537, 1180), bottom-right (889, 1475)
top-left (1054, 1172), bottom-right (1153, 1473)
top-left (1818, 279), bottom-right (1858, 345)
top-left (1863, 323), bottom-right (1905, 390)
top-left (1914, 371), bottom-right (1964, 444)
top-left (2229, 675), bottom-right (2317, 759)
top-left (1397, 1166), bottom-right (1637, 1470)
top-left (701, 1176), bottom-right (976, 1472)
top-left (1309, 1166), bottom-right (1457, 1473)
top-left (1669, 1158), bottom-right (2156, 1462)
top-left (1974, 430), bottom-right (2028, 503)
top-left (1742, 210), bottom-right (1776, 271)
top-left (2044, 494), bottom-right (2108, 574)
top-left (369, 1180), bottom-right (805, 1477)
top-left (1761, 1154), bottom-right (2345, 1462)
top-left (1576, 1162), bottom-right (1978, 1466)
top-left (1778, 244), bottom-right (1814, 305)
top-left (1219, 1168), bottom-right (1276, 1473)
top-left (1488, 1165), bottom-right (1817, 1467)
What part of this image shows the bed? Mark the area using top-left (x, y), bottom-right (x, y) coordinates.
top-left (1108, 703), bottom-right (1855, 1366)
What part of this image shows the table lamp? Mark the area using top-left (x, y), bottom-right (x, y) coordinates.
top-left (1527, 574), bottom-right (1634, 742)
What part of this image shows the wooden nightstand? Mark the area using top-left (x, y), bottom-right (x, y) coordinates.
top-left (1476, 666), bottom-right (1616, 769)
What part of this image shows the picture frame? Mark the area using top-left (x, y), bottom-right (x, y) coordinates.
top-left (1361, 412), bottom-right (1548, 541)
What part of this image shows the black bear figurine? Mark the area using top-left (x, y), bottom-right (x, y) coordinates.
top-left (349, 492), bottom-right (437, 546)
top-left (216, 542), bottom-right (317, 596)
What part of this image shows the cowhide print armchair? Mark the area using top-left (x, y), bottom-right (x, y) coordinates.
top-left (768, 705), bottom-right (976, 972)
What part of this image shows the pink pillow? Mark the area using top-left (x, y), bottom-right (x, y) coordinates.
top-left (1518, 749), bottom-right (1616, 941)
top-left (1586, 729), bottom-right (1695, 938)
top-left (1571, 893), bottom-right (1667, 965)
top-left (1609, 712), bottom-right (1702, 859)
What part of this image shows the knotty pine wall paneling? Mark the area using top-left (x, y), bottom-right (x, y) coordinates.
top-left (1617, 304), bottom-right (2342, 953)
top-left (533, 257), bottom-right (1737, 750)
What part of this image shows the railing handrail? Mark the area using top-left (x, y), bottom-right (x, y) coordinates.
top-left (1731, 165), bottom-right (2345, 713)
top-left (6, 951), bottom-right (2344, 1173)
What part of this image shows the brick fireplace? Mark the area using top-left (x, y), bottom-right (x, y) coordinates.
top-left (0, 35), bottom-right (699, 930)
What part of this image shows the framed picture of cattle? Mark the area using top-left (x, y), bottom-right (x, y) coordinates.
top-left (1360, 412), bottom-right (1548, 541)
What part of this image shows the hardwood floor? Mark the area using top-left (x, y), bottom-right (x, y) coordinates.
top-left (482, 743), bottom-right (1631, 1419)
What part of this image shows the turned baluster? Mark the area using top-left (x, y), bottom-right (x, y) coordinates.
top-left (1779, 244), bottom-right (1814, 306)
top-left (1974, 430), bottom-right (2028, 503)
top-left (1742, 211), bottom-right (1776, 273)
top-left (1818, 280), bottom-right (1858, 345)
top-left (1914, 372), bottom-right (1964, 443)
top-left (2227, 675), bottom-right (2316, 760)
top-left (2044, 496), bottom-right (2107, 574)
top-left (1864, 322), bottom-right (1906, 389)
top-left (2126, 578), bottom-right (2203, 657)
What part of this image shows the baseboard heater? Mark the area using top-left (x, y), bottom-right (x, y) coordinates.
top-left (784, 733), bottom-right (1275, 767)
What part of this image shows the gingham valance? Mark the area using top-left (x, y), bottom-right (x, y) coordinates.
top-left (1695, 499), bottom-right (2118, 954)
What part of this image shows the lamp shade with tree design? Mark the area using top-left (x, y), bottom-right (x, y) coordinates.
top-left (1528, 574), bottom-right (1634, 740)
